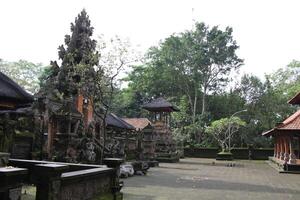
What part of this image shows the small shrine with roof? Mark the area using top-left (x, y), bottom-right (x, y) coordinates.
top-left (142, 97), bottom-right (180, 162)
top-left (263, 92), bottom-right (300, 171)
top-left (105, 113), bottom-right (135, 159)
top-left (123, 118), bottom-right (155, 161)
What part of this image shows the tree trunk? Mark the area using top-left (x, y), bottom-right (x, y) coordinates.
top-left (201, 87), bottom-right (207, 115)
top-left (99, 117), bottom-right (106, 164)
top-left (193, 89), bottom-right (198, 123)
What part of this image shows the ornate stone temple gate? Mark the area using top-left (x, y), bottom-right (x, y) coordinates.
top-left (263, 92), bottom-right (300, 171)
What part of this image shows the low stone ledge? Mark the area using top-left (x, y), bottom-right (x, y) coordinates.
top-left (61, 167), bottom-right (114, 181)
top-left (0, 167), bottom-right (28, 188)
top-left (9, 159), bottom-right (107, 172)
top-left (0, 167), bottom-right (28, 200)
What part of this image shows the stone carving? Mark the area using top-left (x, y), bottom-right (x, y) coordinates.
top-left (9, 187), bottom-right (22, 200)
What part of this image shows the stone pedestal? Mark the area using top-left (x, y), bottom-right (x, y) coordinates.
top-left (284, 152), bottom-right (290, 163)
top-left (103, 158), bottom-right (124, 197)
top-left (34, 163), bottom-right (69, 200)
top-left (103, 158), bottom-right (123, 169)
top-left (289, 153), bottom-right (297, 164)
top-left (280, 152), bottom-right (285, 160)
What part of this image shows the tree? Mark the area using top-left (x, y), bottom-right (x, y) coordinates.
top-left (95, 35), bottom-right (140, 113)
top-left (0, 59), bottom-right (45, 94)
top-left (267, 60), bottom-right (300, 98)
top-left (206, 116), bottom-right (246, 151)
top-left (146, 22), bottom-right (243, 124)
top-left (183, 23), bottom-right (243, 116)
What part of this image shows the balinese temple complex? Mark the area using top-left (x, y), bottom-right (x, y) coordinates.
top-left (263, 92), bottom-right (300, 171)
top-left (0, 70), bottom-right (181, 164)
top-left (142, 97), bottom-right (180, 162)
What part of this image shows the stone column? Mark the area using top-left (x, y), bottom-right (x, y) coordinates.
top-left (280, 137), bottom-right (285, 160)
top-left (35, 164), bottom-right (69, 200)
top-left (274, 137), bottom-right (277, 157)
top-left (284, 137), bottom-right (290, 163)
top-left (288, 136), bottom-right (297, 164)
top-left (47, 119), bottom-right (57, 159)
top-left (276, 138), bottom-right (280, 158)
top-left (103, 158), bottom-right (124, 198)
top-left (298, 136), bottom-right (300, 159)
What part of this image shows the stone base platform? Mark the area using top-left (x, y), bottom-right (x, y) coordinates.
top-left (268, 156), bottom-right (300, 173)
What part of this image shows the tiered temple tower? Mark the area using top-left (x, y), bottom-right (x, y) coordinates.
top-left (142, 97), bottom-right (180, 162)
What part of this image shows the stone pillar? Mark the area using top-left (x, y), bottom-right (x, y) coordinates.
top-left (47, 119), bottom-right (57, 159)
top-left (277, 138), bottom-right (280, 158)
top-left (288, 136), bottom-right (297, 164)
top-left (279, 137), bottom-right (284, 160)
top-left (103, 158), bottom-right (124, 198)
top-left (276, 138), bottom-right (280, 158)
top-left (298, 136), bottom-right (300, 159)
top-left (284, 137), bottom-right (290, 163)
top-left (35, 164), bottom-right (69, 200)
top-left (274, 137), bottom-right (277, 157)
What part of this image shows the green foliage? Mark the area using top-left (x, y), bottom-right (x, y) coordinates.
top-left (122, 21), bottom-right (242, 120)
top-left (206, 116), bottom-right (246, 151)
top-left (0, 59), bottom-right (46, 94)
top-left (94, 35), bottom-right (140, 114)
top-left (234, 72), bottom-right (295, 147)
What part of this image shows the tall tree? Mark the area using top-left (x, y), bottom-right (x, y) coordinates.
top-left (147, 22), bottom-right (243, 123)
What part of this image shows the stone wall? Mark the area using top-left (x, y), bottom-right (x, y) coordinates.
top-left (7, 159), bottom-right (123, 200)
top-left (184, 147), bottom-right (274, 160)
top-left (60, 168), bottom-right (115, 200)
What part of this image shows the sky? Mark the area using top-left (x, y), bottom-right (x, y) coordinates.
top-left (1, 0), bottom-right (300, 79)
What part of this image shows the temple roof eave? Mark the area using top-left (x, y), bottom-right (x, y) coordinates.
top-left (262, 128), bottom-right (300, 137)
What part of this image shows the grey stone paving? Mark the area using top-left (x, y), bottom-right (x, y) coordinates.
top-left (122, 158), bottom-right (300, 200)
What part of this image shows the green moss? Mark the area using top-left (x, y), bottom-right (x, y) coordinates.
top-left (21, 185), bottom-right (36, 200)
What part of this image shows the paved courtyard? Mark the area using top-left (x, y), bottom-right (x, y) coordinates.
top-left (122, 158), bottom-right (300, 200)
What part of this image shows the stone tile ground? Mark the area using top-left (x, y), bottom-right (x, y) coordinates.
top-left (122, 158), bottom-right (300, 200)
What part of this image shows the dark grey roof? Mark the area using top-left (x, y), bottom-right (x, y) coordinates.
top-left (142, 97), bottom-right (179, 112)
top-left (0, 72), bottom-right (33, 104)
top-left (106, 113), bottom-right (135, 130)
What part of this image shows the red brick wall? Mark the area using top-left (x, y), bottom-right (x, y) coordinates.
top-left (87, 99), bottom-right (93, 124)
top-left (76, 94), bottom-right (84, 114)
